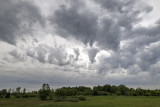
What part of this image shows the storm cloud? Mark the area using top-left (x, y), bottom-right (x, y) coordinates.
top-left (50, 2), bottom-right (98, 47)
top-left (0, 0), bottom-right (160, 90)
top-left (0, 0), bottom-right (44, 45)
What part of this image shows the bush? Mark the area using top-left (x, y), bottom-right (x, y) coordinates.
top-left (68, 98), bottom-right (79, 102)
top-left (55, 96), bottom-right (65, 102)
top-left (145, 92), bottom-right (151, 96)
top-left (112, 94), bottom-right (117, 96)
top-left (49, 94), bottom-right (54, 100)
top-left (98, 91), bottom-right (111, 96)
top-left (29, 94), bottom-right (37, 97)
top-left (116, 91), bottom-right (121, 96)
top-left (0, 95), bottom-right (3, 98)
top-left (55, 96), bottom-right (79, 102)
top-left (5, 93), bottom-right (10, 98)
top-left (78, 96), bottom-right (86, 101)
top-left (22, 94), bottom-right (37, 98)
top-left (15, 94), bottom-right (21, 98)
top-left (22, 94), bottom-right (29, 98)
top-left (39, 90), bottom-right (48, 100)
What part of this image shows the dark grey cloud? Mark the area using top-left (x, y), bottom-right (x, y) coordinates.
top-left (94, 0), bottom-right (135, 13)
top-left (1, 0), bottom-right (160, 89)
top-left (94, 0), bottom-right (153, 14)
top-left (133, 23), bottom-right (160, 41)
top-left (90, 0), bottom-right (159, 74)
top-left (88, 48), bottom-right (99, 63)
top-left (49, 0), bottom-right (122, 50)
top-left (49, 0), bottom-right (153, 51)
top-left (119, 19), bottom-right (160, 72)
top-left (50, 3), bottom-right (98, 47)
top-left (0, 0), bottom-right (44, 45)
top-left (47, 0), bottom-right (159, 76)
top-left (95, 0), bottom-right (153, 36)
top-left (96, 18), bottom-right (121, 50)
top-left (136, 42), bottom-right (160, 71)
top-left (99, 40), bottom-right (160, 74)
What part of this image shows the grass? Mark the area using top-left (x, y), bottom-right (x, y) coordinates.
top-left (1, 96), bottom-right (160, 107)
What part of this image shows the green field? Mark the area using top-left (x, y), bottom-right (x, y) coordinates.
top-left (1, 96), bottom-right (160, 107)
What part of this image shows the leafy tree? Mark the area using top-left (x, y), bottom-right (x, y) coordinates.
top-left (92, 86), bottom-right (99, 95)
top-left (118, 85), bottom-right (129, 95)
top-left (55, 88), bottom-right (67, 97)
top-left (1, 89), bottom-right (7, 98)
top-left (5, 88), bottom-right (11, 98)
top-left (0, 90), bottom-right (2, 98)
top-left (16, 87), bottom-right (21, 93)
top-left (14, 87), bottom-right (21, 98)
top-left (23, 88), bottom-right (26, 94)
top-left (38, 84), bottom-right (51, 100)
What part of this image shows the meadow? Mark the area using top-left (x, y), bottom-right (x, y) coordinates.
top-left (1, 96), bottom-right (160, 107)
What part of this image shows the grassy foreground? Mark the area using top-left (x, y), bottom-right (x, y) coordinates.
top-left (1, 96), bottom-right (160, 107)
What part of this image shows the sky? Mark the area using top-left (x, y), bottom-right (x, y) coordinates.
top-left (0, 0), bottom-right (160, 91)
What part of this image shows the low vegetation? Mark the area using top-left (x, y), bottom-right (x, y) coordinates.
top-left (1, 84), bottom-right (160, 106)
top-left (1, 96), bottom-right (160, 107)
top-left (1, 84), bottom-right (160, 100)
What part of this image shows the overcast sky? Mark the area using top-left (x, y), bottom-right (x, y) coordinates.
top-left (0, 0), bottom-right (160, 91)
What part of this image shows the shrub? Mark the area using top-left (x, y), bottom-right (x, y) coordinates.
top-left (69, 98), bottom-right (79, 102)
top-left (78, 96), bottom-right (86, 101)
top-left (0, 91), bottom-right (3, 98)
top-left (22, 94), bottom-right (29, 98)
top-left (55, 96), bottom-right (79, 102)
top-left (98, 91), bottom-right (111, 95)
top-left (39, 90), bottom-right (48, 100)
top-left (29, 94), bottom-right (37, 97)
top-left (15, 94), bottom-right (21, 98)
top-left (145, 92), bottom-right (151, 96)
top-left (116, 91), bottom-right (121, 96)
top-left (112, 94), bottom-right (117, 96)
top-left (49, 93), bottom-right (54, 100)
top-left (5, 93), bottom-right (10, 98)
top-left (55, 96), bottom-right (65, 102)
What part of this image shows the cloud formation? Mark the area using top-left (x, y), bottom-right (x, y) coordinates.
top-left (0, 0), bottom-right (160, 89)
top-left (0, 0), bottom-right (44, 45)
top-left (50, 1), bottom-right (98, 47)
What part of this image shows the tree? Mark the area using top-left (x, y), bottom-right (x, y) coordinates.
top-left (2, 89), bottom-right (7, 98)
top-left (15, 87), bottom-right (21, 98)
top-left (55, 88), bottom-right (67, 97)
top-left (5, 89), bottom-right (11, 98)
top-left (38, 84), bottom-right (51, 100)
top-left (0, 90), bottom-right (2, 98)
top-left (16, 87), bottom-right (21, 93)
top-left (118, 85), bottom-right (129, 95)
top-left (23, 88), bottom-right (26, 94)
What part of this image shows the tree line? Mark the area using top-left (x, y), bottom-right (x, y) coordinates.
top-left (1, 84), bottom-right (160, 100)
top-left (0, 87), bottom-right (37, 99)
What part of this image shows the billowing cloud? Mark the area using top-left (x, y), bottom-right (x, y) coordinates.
top-left (49, 1), bottom-right (98, 47)
top-left (0, 0), bottom-right (44, 45)
top-left (74, 48), bottom-right (80, 61)
top-left (88, 48), bottom-right (99, 63)
top-left (0, 0), bottom-right (160, 90)
top-left (9, 49), bottom-right (27, 62)
top-left (26, 44), bottom-right (71, 66)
